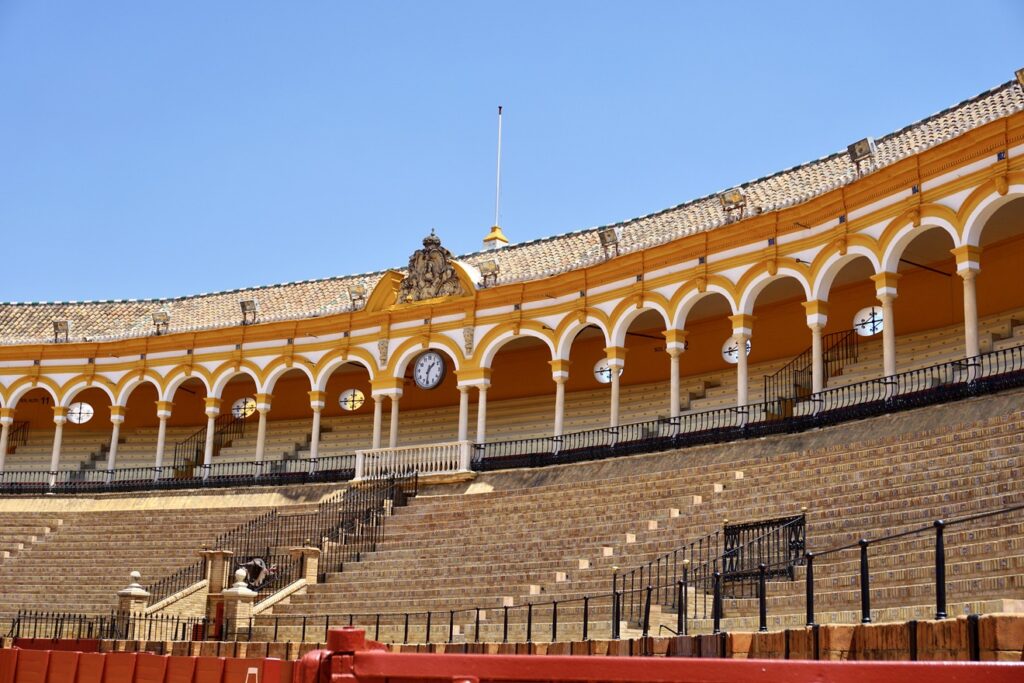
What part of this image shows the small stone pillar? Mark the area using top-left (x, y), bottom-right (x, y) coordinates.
top-left (116, 571), bottom-right (150, 613)
top-left (288, 546), bottom-right (321, 584)
top-left (221, 569), bottom-right (257, 640)
top-left (198, 549), bottom-right (235, 621)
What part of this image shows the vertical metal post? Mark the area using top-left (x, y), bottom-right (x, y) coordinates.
top-left (582, 596), bottom-right (589, 641)
top-left (403, 613), bottom-right (409, 644)
top-left (758, 563), bottom-right (767, 632)
top-left (934, 520), bottom-right (947, 620)
top-left (527, 603), bottom-right (533, 643)
top-left (712, 571), bottom-right (722, 634)
top-left (676, 580), bottom-right (685, 635)
top-left (642, 585), bottom-right (652, 638)
top-left (475, 608), bottom-right (480, 643)
top-left (859, 539), bottom-right (871, 623)
top-left (374, 614), bottom-right (380, 641)
top-left (551, 601), bottom-right (558, 643)
top-left (425, 611), bottom-right (432, 644)
top-left (301, 616), bottom-right (307, 643)
top-left (805, 552), bottom-right (815, 627)
top-left (502, 606), bottom-right (508, 643)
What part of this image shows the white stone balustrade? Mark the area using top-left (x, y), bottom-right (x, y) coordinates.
top-left (354, 440), bottom-right (472, 479)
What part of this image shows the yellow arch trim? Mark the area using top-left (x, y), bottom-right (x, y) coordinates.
top-left (474, 320), bottom-right (557, 367)
top-left (387, 334), bottom-right (466, 377)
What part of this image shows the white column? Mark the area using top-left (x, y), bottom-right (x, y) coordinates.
top-left (50, 407), bottom-right (67, 487)
top-left (872, 272), bottom-right (900, 379)
top-left (153, 400), bottom-right (173, 479)
top-left (253, 393), bottom-right (272, 467)
top-left (609, 369), bottom-right (621, 429)
top-left (0, 410), bottom-right (13, 473)
top-left (668, 350), bottom-right (681, 419)
top-left (553, 377), bottom-right (567, 437)
top-left (809, 324), bottom-right (825, 394)
top-left (457, 386), bottom-right (470, 442)
top-left (960, 269), bottom-right (980, 358)
top-left (879, 294), bottom-right (897, 377)
top-left (735, 332), bottom-right (750, 408)
top-left (475, 385), bottom-right (489, 444)
top-left (201, 398), bottom-right (220, 478)
top-left (388, 395), bottom-right (400, 448)
top-left (106, 407), bottom-right (125, 473)
top-left (371, 395), bottom-right (384, 449)
top-left (308, 391), bottom-right (325, 461)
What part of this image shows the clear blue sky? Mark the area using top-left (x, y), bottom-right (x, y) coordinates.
top-left (1, 2), bottom-right (1021, 302)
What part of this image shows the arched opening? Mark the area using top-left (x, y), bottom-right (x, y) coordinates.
top-left (116, 377), bottom-right (209, 471)
top-left (617, 309), bottom-right (671, 423)
top-left (393, 347), bottom-right (462, 447)
top-left (813, 254), bottom-right (880, 390)
top-left (486, 335), bottom-right (556, 441)
top-left (747, 276), bottom-right (813, 405)
top-left (59, 386), bottom-right (114, 472)
top-left (564, 324), bottom-right (615, 432)
top-left (974, 197), bottom-right (1024, 320)
top-left (211, 373), bottom-right (261, 464)
top-left (675, 292), bottom-right (735, 413)
top-left (4, 387), bottom-right (60, 471)
top-left (893, 227), bottom-right (960, 336)
top-left (314, 362), bottom-right (375, 460)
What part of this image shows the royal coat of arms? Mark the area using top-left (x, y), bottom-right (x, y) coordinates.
top-left (399, 231), bottom-right (465, 303)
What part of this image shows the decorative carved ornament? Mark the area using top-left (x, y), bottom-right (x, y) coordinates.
top-left (378, 339), bottom-right (389, 367)
top-left (398, 231), bottom-right (466, 303)
top-left (463, 326), bottom-right (475, 357)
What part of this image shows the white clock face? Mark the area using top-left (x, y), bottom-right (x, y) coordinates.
top-left (853, 306), bottom-right (884, 336)
top-left (593, 358), bottom-right (622, 384)
top-left (722, 337), bottom-right (751, 364)
top-left (413, 351), bottom-right (446, 390)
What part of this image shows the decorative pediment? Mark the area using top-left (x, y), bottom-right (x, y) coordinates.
top-left (398, 231), bottom-right (469, 304)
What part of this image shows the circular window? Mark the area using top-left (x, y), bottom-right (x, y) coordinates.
top-left (721, 337), bottom-right (752, 364)
top-left (593, 358), bottom-right (623, 384)
top-left (853, 306), bottom-right (884, 336)
top-left (67, 402), bottom-right (94, 425)
top-left (231, 397), bottom-right (257, 419)
top-left (339, 388), bottom-right (366, 411)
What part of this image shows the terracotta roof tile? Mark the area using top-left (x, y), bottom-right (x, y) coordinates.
top-left (2, 81), bottom-right (1021, 344)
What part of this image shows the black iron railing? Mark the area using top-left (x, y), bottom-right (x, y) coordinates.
top-left (475, 342), bottom-right (1024, 471)
top-left (763, 329), bottom-right (858, 407)
top-left (7, 420), bottom-right (30, 450)
top-left (148, 560), bottom-right (207, 605)
top-left (721, 514), bottom-right (805, 596)
top-left (7, 610), bottom-right (208, 642)
top-left (172, 413), bottom-right (246, 470)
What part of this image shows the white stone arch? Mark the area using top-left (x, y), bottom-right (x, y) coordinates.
top-left (313, 357), bottom-right (376, 393)
top-left (479, 329), bottom-right (556, 369)
top-left (59, 380), bottom-right (116, 408)
top-left (738, 269), bottom-right (813, 316)
top-left (811, 247), bottom-right (881, 301)
top-left (262, 363), bottom-right (316, 395)
top-left (962, 188), bottom-right (1024, 248)
top-left (162, 371), bottom-right (213, 403)
top-left (209, 366), bottom-right (261, 400)
top-left (609, 303), bottom-right (672, 349)
top-left (554, 315), bottom-right (611, 361)
top-left (115, 375), bottom-right (164, 407)
top-left (391, 342), bottom-right (463, 380)
top-left (881, 218), bottom-right (961, 274)
top-left (670, 287), bottom-right (738, 331)
top-left (7, 381), bottom-right (60, 410)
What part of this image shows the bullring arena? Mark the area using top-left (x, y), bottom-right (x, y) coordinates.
top-left (2, 72), bottom-right (1024, 681)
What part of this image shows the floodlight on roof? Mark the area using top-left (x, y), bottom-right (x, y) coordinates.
top-left (847, 137), bottom-right (877, 175)
top-left (718, 188), bottom-right (747, 222)
top-left (479, 259), bottom-right (500, 286)
top-left (53, 320), bottom-right (70, 343)
top-left (152, 311), bottom-right (170, 336)
top-left (348, 284), bottom-right (367, 308)
top-left (240, 299), bottom-right (259, 325)
top-left (598, 226), bottom-right (621, 257)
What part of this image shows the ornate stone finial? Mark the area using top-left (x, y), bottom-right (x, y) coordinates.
top-left (233, 568), bottom-right (248, 588)
top-left (129, 570), bottom-right (141, 584)
top-left (399, 231), bottom-right (466, 303)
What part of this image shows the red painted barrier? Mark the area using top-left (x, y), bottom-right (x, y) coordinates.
top-left (3, 627), bottom-right (1023, 683)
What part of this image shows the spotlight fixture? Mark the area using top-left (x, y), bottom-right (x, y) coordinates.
top-left (598, 226), bottom-right (621, 257)
top-left (52, 320), bottom-right (70, 343)
top-left (847, 137), bottom-right (877, 175)
top-left (479, 259), bottom-right (500, 286)
top-left (718, 188), bottom-right (746, 221)
top-left (152, 311), bottom-right (170, 335)
top-left (348, 284), bottom-right (367, 308)
top-left (239, 299), bottom-right (259, 325)
top-left (1016, 67), bottom-right (1024, 89)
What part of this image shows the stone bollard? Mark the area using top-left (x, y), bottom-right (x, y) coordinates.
top-left (288, 546), bottom-right (321, 584)
top-left (221, 568), bottom-right (257, 640)
top-left (116, 571), bottom-right (151, 613)
top-left (198, 549), bottom-right (235, 622)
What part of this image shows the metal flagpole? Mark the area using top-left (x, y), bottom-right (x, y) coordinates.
top-left (494, 105), bottom-right (503, 227)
